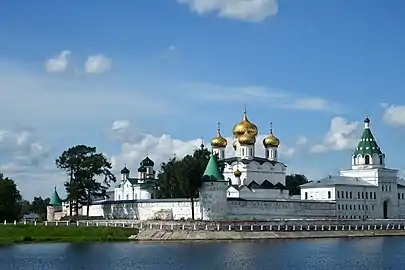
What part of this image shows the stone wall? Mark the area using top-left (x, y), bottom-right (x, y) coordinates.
top-left (227, 199), bottom-right (336, 220)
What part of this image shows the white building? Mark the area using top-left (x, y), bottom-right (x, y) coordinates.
top-left (48, 110), bottom-right (405, 221)
top-left (301, 117), bottom-right (404, 219)
top-left (114, 156), bottom-right (157, 201)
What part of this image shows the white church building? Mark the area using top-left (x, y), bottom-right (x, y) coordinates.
top-left (49, 109), bottom-right (405, 221)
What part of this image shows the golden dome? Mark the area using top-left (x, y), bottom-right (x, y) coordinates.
top-left (263, 122), bottom-right (280, 148)
top-left (234, 168), bottom-right (242, 178)
top-left (211, 122), bottom-right (228, 148)
top-left (232, 105), bottom-right (258, 138)
top-left (232, 140), bottom-right (237, 150)
top-left (238, 133), bottom-right (256, 145)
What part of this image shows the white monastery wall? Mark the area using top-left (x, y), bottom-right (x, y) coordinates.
top-left (226, 200), bottom-right (336, 220)
top-left (301, 187), bottom-right (335, 201)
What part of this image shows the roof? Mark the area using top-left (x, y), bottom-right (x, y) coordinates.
top-left (202, 154), bottom-right (224, 182)
top-left (49, 188), bottom-right (62, 206)
top-left (353, 118), bottom-right (383, 156)
top-left (300, 176), bottom-right (375, 188)
top-left (228, 181), bottom-right (286, 191)
top-left (140, 156), bottom-right (154, 167)
top-left (120, 167), bottom-right (130, 174)
top-left (224, 156), bottom-right (286, 167)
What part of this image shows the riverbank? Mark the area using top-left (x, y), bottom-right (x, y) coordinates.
top-left (134, 229), bottom-right (405, 241)
top-left (0, 225), bottom-right (138, 245)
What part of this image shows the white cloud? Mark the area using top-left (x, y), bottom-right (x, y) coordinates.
top-left (382, 104), bottom-right (405, 126)
top-left (176, 0), bottom-right (278, 22)
top-left (311, 117), bottom-right (360, 153)
top-left (185, 83), bottom-right (343, 112)
top-left (45, 50), bottom-right (70, 73)
top-left (109, 120), bottom-right (295, 174)
top-left (296, 136), bottom-right (308, 146)
top-left (84, 54), bottom-right (112, 74)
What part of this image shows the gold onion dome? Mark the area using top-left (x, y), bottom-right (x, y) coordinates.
top-left (234, 168), bottom-right (242, 178)
top-left (210, 122), bottom-right (228, 148)
top-left (238, 133), bottom-right (256, 145)
top-left (263, 122), bottom-right (280, 148)
top-left (232, 140), bottom-right (237, 150)
top-left (232, 105), bottom-right (258, 138)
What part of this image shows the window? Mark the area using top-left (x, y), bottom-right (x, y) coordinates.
top-left (346, 191), bottom-right (348, 198)
top-left (358, 192), bottom-right (360, 199)
top-left (354, 205), bottom-right (356, 210)
top-left (372, 206), bottom-right (375, 210)
top-left (350, 205), bottom-right (352, 210)
top-left (328, 191), bottom-right (331, 199)
top-left (366, 192), bottom-right (368, 200)
top-left (337, 191), bottom-right (340, 199)
top-left (374, 192), bottom-right (376, 200)
top-left (362, 192), bottom-right (364, 199)
top-left (350, 192), bottom-right (352, 199)
top-left (338, 205), bottom-right (340, 210)
top-left (118, 195), bottom-right (120, 200)
top-left (305, 192), bottom-right (308, 199)
top-left (362, 205), bottom-right (365, 210)
top-left (365, 155), bottom-right (370, 164)
top-left (399, 193), bottom-right (401, 200)
top-left (250, 148), bottom-right (253, 156)
top-left (389, 185), bottom-right (392, 192)
top-left (402, 193), bottom-right (404, 200)
top-left (345, 205), bottom-right (348, 210)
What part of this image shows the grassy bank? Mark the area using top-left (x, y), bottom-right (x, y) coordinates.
top-left (0, 225), bottom-right (138, 245)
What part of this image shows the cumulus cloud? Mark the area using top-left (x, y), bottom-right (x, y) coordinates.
top-left (176, 0), bottom-right (278, 22)
top-left (311, 117), bottom-right (360, 153)
top-left (382, 104), bottom-right (405, 127)
top-left (109, 120), bottom-right (295, 174)
top-left (45, 50), bottom-right (71, 73)
top-left (296, 136), bottom-right (308, 146)
top-left (84, 54), bottom-right (112, 74)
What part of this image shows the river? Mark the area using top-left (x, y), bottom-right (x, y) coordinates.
top-left (0, 237), bottom-right (404, 269)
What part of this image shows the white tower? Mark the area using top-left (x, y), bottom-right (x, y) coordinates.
top-left (210, 122), bottom-right (227, 160)
top-left (199, 154), bottom-right (228, 220)
top-left (120, 167), bottom-right (130, 181)
top-left (263, 122), bottom-right (280, 161)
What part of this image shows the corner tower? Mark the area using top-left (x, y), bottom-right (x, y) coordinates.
top-left (352, 117), bottom-right (385, 169)
top-left (199, 154), bottom-right (228, 220)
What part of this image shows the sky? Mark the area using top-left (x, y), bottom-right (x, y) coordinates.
top-left (1, 0), bottom-right (405, 199)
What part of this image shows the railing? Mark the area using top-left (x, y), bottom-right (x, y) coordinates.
top-left (3, 219), bottom-right (405, 232)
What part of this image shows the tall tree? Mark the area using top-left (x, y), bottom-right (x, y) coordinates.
top-left (56, 145), bottom-right (116, 217)
top-left (0, 173), bottom-right (22, 221)
top-left (157, 146), bottom-right (211, 219)
top-left (285, 174), bottom-right (309, 195)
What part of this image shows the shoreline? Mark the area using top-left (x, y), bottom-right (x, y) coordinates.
top-left (133, 229), bottom-right (405, 241)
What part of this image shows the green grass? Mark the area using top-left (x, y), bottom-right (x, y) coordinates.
top-left (0, 225), bottom-right (138, 245)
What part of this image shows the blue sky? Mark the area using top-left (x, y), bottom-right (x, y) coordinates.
top-left (1, 0), bottom-right (405, 199)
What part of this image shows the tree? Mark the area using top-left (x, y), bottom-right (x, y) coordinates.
top-left (20, 200), bottom-right (32, 216)
top-left (0, 173), bottom-right (22, 221)
top-left (157, 146), bottom-right (211, 219)
top-left (32, 197), bottom-right (50, 220)
top-left (56, 145), bottom-right (116, 217)
top-left (285, 174), bottom-right (309, 195)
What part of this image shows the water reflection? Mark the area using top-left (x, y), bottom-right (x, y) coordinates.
top-left (0, 238), bottom-right (404, 270)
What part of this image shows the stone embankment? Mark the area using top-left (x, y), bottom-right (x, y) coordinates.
top-left (132, 220), bottom-right (405, 241)
top-left (134, 229), bottom-right (405, 241)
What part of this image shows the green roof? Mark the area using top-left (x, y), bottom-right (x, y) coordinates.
top-left (49, 187), bottom-right (62, 206)
top-left (353, 118), bottom-right (383, 156)
top-left (202, 154), bottom-right (224, 182)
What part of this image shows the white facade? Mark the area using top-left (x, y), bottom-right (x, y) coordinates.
top-left (50, 115), bottom-right (405, 222)
top-left (301, 117), bottom-right (404, 220)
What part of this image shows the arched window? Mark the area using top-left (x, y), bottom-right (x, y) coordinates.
top-left (352, 156), bottom-right (356, 165)
top-left (365, 155), bottom-right (370, 165)
top-left (328, 191), bottom-right (331, 199)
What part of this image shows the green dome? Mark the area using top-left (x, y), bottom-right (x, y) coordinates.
top-left (353, 117), bottom-right (383, 157)
top-left (49, 187), bottom-right (62, 206)
top-left (140, 156), bottom-right (154, 167)
top-left (120, 167), bottom-right (130, 174)
top-left (138, 166), bottom-right (147, 173)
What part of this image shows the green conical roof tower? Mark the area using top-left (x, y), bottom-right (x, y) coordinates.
top-left (353, 117), bottom-right (383, 156)
top-left (49, 187), bottom-right (62, 206)
top-left (202, 154), bottom-right (225, 182)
